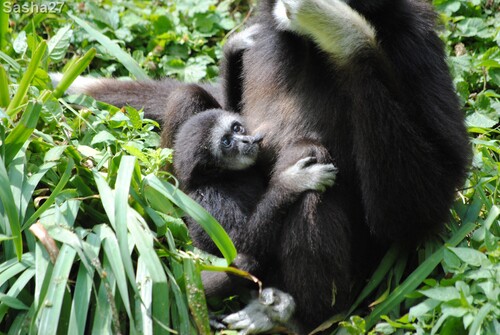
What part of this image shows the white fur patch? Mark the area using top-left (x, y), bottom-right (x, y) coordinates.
top-left (274, 0), bottom-right (377, 64)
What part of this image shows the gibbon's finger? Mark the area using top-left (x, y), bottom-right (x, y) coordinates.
top-left (296, 156), bottom-right (317, 169)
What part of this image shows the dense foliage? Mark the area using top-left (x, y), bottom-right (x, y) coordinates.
top-left (0, 0), bottom-right (498, 334)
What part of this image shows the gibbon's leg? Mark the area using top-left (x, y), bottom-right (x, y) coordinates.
top-left (49, 73), bottom-right (223, 123)
top-left (220, 24), bottom-right (263, 113)
top-left (273, 0), bottom-right (376, 65)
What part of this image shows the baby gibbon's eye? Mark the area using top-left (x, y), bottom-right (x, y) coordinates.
top-left (221, 136), bottom-right (233, 147)
top-left (232, 123), bottom-right (244, 134)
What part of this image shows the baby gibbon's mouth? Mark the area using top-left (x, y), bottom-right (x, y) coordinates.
top-left (242, 143), bottom-right (259, 156)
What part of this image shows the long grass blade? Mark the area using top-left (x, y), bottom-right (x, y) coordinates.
top-left (0, 0), bottom-right (8, 51)
top-left (52, 48), bottom-right (96, 99)
top-left (91, 254), bottom-right (118, 334)
top-left (68, 263), bottom-right (94, 335)
top-left (136, 257), bottom-right (153, 335)
top-left (68, 14), bottom-right (148, 80)
top-left (144, 175), bottom-right (237, 264)
top-left (128, 209), bottom-right (170, 334)
top-left (0, 156), bottom-right (22, 260)
top-left (6, 41), bottom-right (47, 117)
top-left (4, 101), bottom-right (41, 165)
top-left (96, 224), bottom-right (135, 327)
top-left (24, 158), bottom-right (75, 227)
top-left (364, 220), bottom-right (477, 329)
top-left (37, 244), bottom-right (77, 335)
top-left (0, 64), bottom-right (9, 107)
top-left (346, 243), bottom-right (401, 317)
top-left (183, 258), bottom-right (210, 335)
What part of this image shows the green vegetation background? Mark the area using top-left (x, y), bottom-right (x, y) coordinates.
top-left (0, 0), bottom-right (498, 334)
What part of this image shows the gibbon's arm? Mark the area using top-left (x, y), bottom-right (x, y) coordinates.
top-left (233, 145), bottom-right (337, 259)
top-left (220, 24), bottom-right (263, 113)
top-left (49, 73), bottom-right (223, 123)
top-left (275, 0), bottom-right (470, 240)
top-left (273, 0), bottom-right (376, 65)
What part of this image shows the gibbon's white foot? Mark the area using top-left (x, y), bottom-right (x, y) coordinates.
top-left (280, 156), bottom-right (337, 193)
top-left (223, 288), bottom-right (296, 335)
top-left (273, 0), bottom-right (376, 64)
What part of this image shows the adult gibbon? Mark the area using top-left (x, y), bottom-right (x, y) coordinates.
top-left (54, 0), bottom-right (470, 332)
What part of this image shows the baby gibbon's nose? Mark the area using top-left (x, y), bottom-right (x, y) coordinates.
top-left (251, 134), bottom-right (264, 144)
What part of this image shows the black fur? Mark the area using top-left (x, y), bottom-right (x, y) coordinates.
top-left (69, 0), bottom-right (470, 331)
top-left (217, 0), bottom-right (470, 329)
top-left (170, 89), bottom-right (336, 301)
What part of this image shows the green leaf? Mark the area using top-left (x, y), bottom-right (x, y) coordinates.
top-left (37, 245), bottom-right (77, 335)
top-left (469, 303), bottom-right (494, 335)
top-left (364, 220), bottom-right (477, 329)
top-left (0, 64), bottom-right (9, 107)
top-left (24, 158), bottom-right (75, 228)
top-left (68, 13), bottom-right (149, 80)
top-left (420, 287), bottom-right (460, 301)
top-left (448, 247), bottom-right (488, 267)
top-left (0, 155), bottom-right (22, 260)
top-left (466, 112), bottom-right (497, 129)
top-left (0, 293), bottom-right (29, 310)
top-left (183, 258), bottom-right (210, 335)
top-left (13, 31), bottom-right (27, 54)
top-left (143, 175), bottom-right (237, 264)
top-left (6, 41), bottom-right (47, 117)
top-left (52, 48), bottom-right (97, 99)
top-left (47, 25), bottom-right (73, 63)
top-left (4, 101), bottom-right (41, 165)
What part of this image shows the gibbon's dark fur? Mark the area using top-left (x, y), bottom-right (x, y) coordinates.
top-left (170, 86), bottom-right (336, 299)
top-left (65, 0), bottom-right (470, 330)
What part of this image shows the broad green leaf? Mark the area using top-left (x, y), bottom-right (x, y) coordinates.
top-left (12, 31), bottom-right (27, 54)
top-left (466, 112), bottom-right (497, 129)
top-left (47, 25), bottom-right (73, 63)
top-left (420, 287), bottom-right (460, 301)
top-left (448, 247), bottom-right (488, 267)
top-left (409, 299), bottom-right (440, 320)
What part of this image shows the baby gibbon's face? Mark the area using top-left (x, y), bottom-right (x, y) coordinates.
top-left (210, 113), bottom-right (263, 170)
